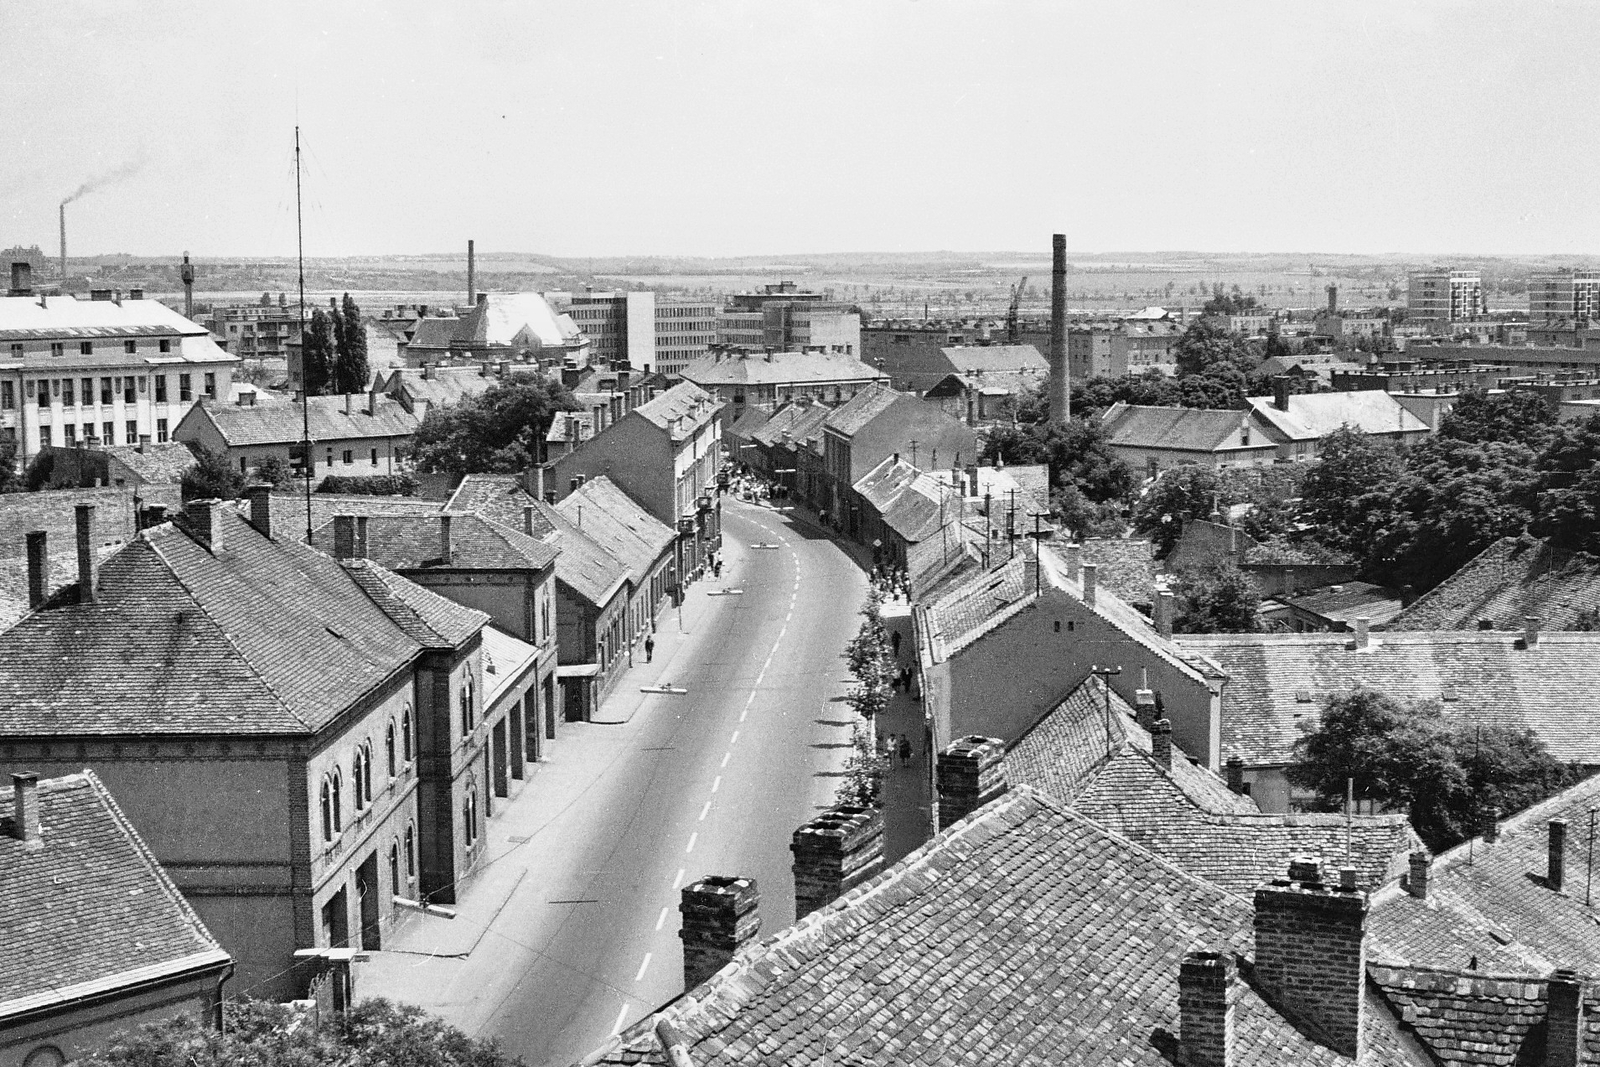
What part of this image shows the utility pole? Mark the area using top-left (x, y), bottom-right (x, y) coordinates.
top-left (295, 126), bottom-right (313, 545)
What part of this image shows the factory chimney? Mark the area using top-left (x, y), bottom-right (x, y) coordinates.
top-left (59, 204), bottom-right (67, 290)
top-left (1327, 284), bottom-right (1338, 314)
top-left (180, 252), bottom-right (196, 319)
top-left (1048, 233), bottom-right (1068, 425)
top-left (467, 240), bottom-right (475, 310)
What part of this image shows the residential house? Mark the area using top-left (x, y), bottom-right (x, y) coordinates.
top-left (174, 388), bottom-right (420, 483)
top-left (1165, 517), bottom-right (1361, 598)
top-left (545, 381), bottom-right (723, 582)
top-left (205, 299), bottom-right (301, 361)
top-left (819, 383), bottom-right (977, 538)
top-left (36, 439), bottom-right (196, 491)
top-left (678, 348), bottom-right (887, 426)
top-left (0, 492), bottom-right (500, 996)
top-left (0, 277), bottom-right (237, 467)
top-left (1100, 403), bottom-right (1278, 478)
top-left (1, 771), bottom-right (232, 1066)
top-left (1246, 380), bottom-right (1431, 460)
top-left (397, 292), bottom-right (590, 371)
top-left (1393, 535), bottom-right (1600, 631)
top-left (732, 397), bottom-right (832, 494)
top-left (852, 457), bottom-right (963, 575)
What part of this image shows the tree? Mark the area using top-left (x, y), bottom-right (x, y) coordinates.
top-left (252, 454), bottom-right (293, 488)
top-left (1298, 427), bottom-right (1404, 556)
top-left (1174, 318), bottom-right (1253, 377)
top-left (181, 446), bottom-right (246, 501)
top-left (1041, 417), bottom-right (1135, 503)
top-left (1168, 563), bottom-right (1260, 633)
top-left (412, 373), bottom-right (578, 475)
top-left (1436, 388), bottom-right (1557, 449)
top-left (1130, 466), bottom-right (1242, 557)
top-left (301, 307), bottom-right (336, 396)
top-left (1532, 412), bottom-right (1600, 554)
top-left (80, 997), bottom-right (522, 1067)
top-left (1201, 283), bottom-right (1259, 317)
top-left (334, 292), bottom-right (371, 395)
top-left (0, 437), bottom-right (22, 493)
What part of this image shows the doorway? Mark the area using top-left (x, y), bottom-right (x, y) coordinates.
top-left (355, 853), bottom-right (381, 951)
top-left (492, 719), bottom-right (509, 798)
top-left (321, 886), bottom-right (349, 949)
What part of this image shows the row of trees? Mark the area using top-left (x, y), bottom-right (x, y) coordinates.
top-left (837, 589), bottom-right (893, 806)
top-left (301, 293), bottom-right (371, 397)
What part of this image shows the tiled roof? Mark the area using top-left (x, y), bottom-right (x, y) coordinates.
top-left (267, 492), bottom-right (444, 535)
top-left (724, 404), bottom-right (772, 441)
top-left (546, 410), bottom-right (597, 445)
top-left (920, 553), bottom-right (1038, 660)
top-left (528, 499), bottom-right (629, 608)
top-left (632, 381), bottom-right (721, 440)
top-left (582, 788), bottom-right (1421, 1067)
top-left (482, 625), bottom-right (537, 706)
top-left (822, 381), bottom-right (900, 436)
top-left (680, 350), bottom-right (886, 387)
top-left (853, 457), bottom-right (956, 543)
top-left (1079, 537), bottom-right (1158, 607)
top-left (751, 399), bottom-right (831, 449)
top-left (312, 511), bottom-right (559, 573)
top-left (461, 293), bottom-right (582, 348)
top-left (445, 475), bottom-right (555, 536)
top-left (385, 365), bottom-right (496, 410)
top-left (938, 343), bottom-right (1049, 373)
top-left (0, 509), bottom-right (432, 737)
top-left (1247, 391), bottom-right (1429, 441)
top-left (1178, 631), bottom-right (1600, 767)
top-left (555, 477), bottom-right (673, 586)
top-left (105, 442), bottom-right (198, 484)
top-left (340, 559), bottom-right (489, 649)
top-left (1393, 536), bottom-right (1600, 632)
top-left (405, 317), bottom-right (463, 349)
top-left (186, 394), bottom-right (421, 447)
top-left (1281, 581), bottom-right (1404, 627)
top-left (0, 771), bottom-right (229, 1017)
top-left (1103, 403), bottom-right (1265, 454)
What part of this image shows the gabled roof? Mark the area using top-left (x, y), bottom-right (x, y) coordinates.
top-left (1393, 536), bottom-right (1600, 632)
top-left (822, 381), bottom-right (900, 437)
top-left (406, 316), bottom-right (463, 349)
top-left (546, 410), bottom-right (597, 445)
top-left (383, 365), bottom-right (496, 411)
top-left (750, 399), bottom-right (831, 449)
top-left (679, 350), bottom-right (886, 387)
top-left (853, 457), bottom-right (956, 544)
top-left (459, 293), bottom-right (581, 349)
top-left (1, 771), bottom-right (230, 1019)
top-left (341, 559), bottom-right (487, 649)
top-left (583, 788), bottom-right (1422, 1067)
top-left (104, 441), bottom-right (198, 484)
top-left (529, 498), bottom-right (629, 608)
top-left (724, 404), bottom-right (773, 441)
top-left (0, 508), bottom-right (441, 737)
top-left (938, 343), bottom-right (1049, 373)
top-left (1246, 391), bottom-right (1429, 441)
top-left (555, 476), bottom-right (674, 585)
top-left (632, 381), bottom-right (721, 440)
top-left (1178, 631), bottom-right (1600, 767)
top-left (482, 626), bottom-right (538, 706)
top-left (1102, 403), bottom-right (1268, 454)
top-left (183, 394), bottom-right (420, 448)
top-left (312, 511), bottom-right (559, 573)
top-left (267, 492), bottom-right (443, 534)
top-left (445, 474), bottom-right (555, 536)
top-left (1281, 581), bottom-right (1404, 628)
top-left (1079, 537), bottom-right (1158, 607)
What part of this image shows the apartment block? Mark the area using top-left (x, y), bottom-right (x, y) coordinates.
top-left (1407, 269), bottom-right (1483, 325)
top-left (205, 298), bottom-right (302, 360)
top-left (1528, 268), bottom-right (1600, 322)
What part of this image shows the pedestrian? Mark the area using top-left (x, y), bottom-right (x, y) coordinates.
top-left (898, 734), bottom-right (913, 768)
top-left (891, 630), bottom-right (901, 657)
top-left (900, 665), bottom-right (912, 693)
top-left (713, 557), bottom-right (722, 578)
top-left (645, 635), bottom-right (655, 663)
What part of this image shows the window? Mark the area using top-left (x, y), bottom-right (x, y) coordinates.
top-left (0, 382), bottom-right (10, 411)
top-left (239, 455), bottom-right (247, 474)
top-left (81, 423), bottom-right (92, 441)
top-left (100, 378), bottom-right (112, 405)
top-left (7, 343), bottom-right (19, 358)
top-left (204, 372), bottom-right (216, 398)
top-left (79, 341), bottom-right (92, 355)
top-left (49, 342), bottom-right (63, 357)
top-left (159, 339), bottom-right (171, 353)
top-left (124, 379), bottom-right (135, 404)
top-left (60, 380), bottom-right (73, 407)
top-left (326, 448), bottom-right (333, 469)
top-left (179, 374), bottom-right (192, 402)
top-left (462, 679), bottom-right (475, 735)
top-left (125, 420), bottom-right (137, 445)
top-left (330, 769), bottom-right (343, 832)
top-left (101, 421), bottom-right (113, 443)
top-left (389, 841), bottom-right (400, 894)
top-left (320, 778), bottom-right (334, 842)
top-left (371, 448), bottom-right (379, 466)
top-left (154, 375), bottom-right (168, 402)
top-left (386, 720), bottom-right (397, 777)
top-left (405, 824), bottom-right (416, 878)
top-left (124, 340), bottom-right (137, 354)
top-left (352, 750), bottom-right (366, 811)
top-left (62, 424), bottom-right (75, 445)
top-left (342, 449), bottom-right (354, 464)
top-left (81, 378), bottom-right (92, 404)
top-left (401, 707), bottom-right (413, 761)
top-left (362, 741), bottom-right (374, 802)
top-left (156, 417), bottom-right (169, 443)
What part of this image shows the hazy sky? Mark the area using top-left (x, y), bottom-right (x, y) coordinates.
top-left (4, 0), bottom-right (1597, 259)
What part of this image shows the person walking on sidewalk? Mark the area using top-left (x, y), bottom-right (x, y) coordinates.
top-left (891, 630), bottom-right (901, 657)
top-left (898, 734), bottom-right (913, 768)
top-left (645, 635), bottom-right (655, 663)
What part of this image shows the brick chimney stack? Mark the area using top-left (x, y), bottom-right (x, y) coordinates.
top-left (790, 805), bottom-right (884, 918)
top-left (245, 485), bottom-right (273, 539)
top-left (1135, 685), bottom-right (1158, 732)
top-left (333, 516), bottom-right (360, 560)
top-left (184, 499), bottom-right (225, 555)
top-left (1081, 563), bottom-right (1098, 608)
top-left (1253, 858), bottom-right (1368, 1059)
top-left (1546, 969), bottom-right (1585, 1067)
top-left (1154, 590), bottom-right (1175, 637)
top-left (678, 875), bottom-right (760, 991)
top-left (1179, 951), bottom-right (1238, 1067)
top-left (936, 735), bottom-right (1008, 829)
top-left (1063, 542), bottom-right (1081, 583)
top-left (1151, 718), bottom-right (1173, 770)
top-left (1406, 849), bottom-right (1430, 900)
top-left (26, 530), bottom-right (48, 610)
top-left (1549, 818), bottom-right (1568, 893)
top-left (1225, 755), bottom-right (1246, 795)
top-left (75, 503), bottom-right (96, 601)
top-left (439, 515), bottom-right (453, 565)
top-left (1525, 615), bottom-right (1542, 647)
top-left (11, 772), bottom-right (40, 846)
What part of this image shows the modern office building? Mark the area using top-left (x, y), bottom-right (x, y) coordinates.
top-left (715, 283), bottom-right (860, 357)
top-left (654, 301), bottom-right (717, 375)
top-left (550, 290), bottom-right (655, 371)
top-left (1406, 269), bottom-right (1484, 325)
top-left (1528, 268), bottom-right (1600, 322)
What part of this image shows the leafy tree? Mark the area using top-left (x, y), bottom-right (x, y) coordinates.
top-left (1041, 417), bottom-right (1135, 503)
top-left (80, 997), bottom-right (522, 1067)
top-left (301, 307), bottom-right (336, 396)
top-left (181, 446), bottom-right (246, 501)
top-left (1174, 318), bottom-right (1253, 377)
top-left (334, 292), bottom-right (371, 395)
top-left (1051, 483), bottom-right (1128, 538)
top-left (23, 451), bottom-right (54, 491)
top-left (1298, 427), bottom-right (1405, 556)
top-left (1201, 283), bottom-right (1260, 317)
top-left (1168, 563), bottom-right (1260, 633)
top-left (1436, 388), bottom-right (1557, 449)
top-left (0, 436), bottom-right (23, 493)
top-left (1532, 413), bottom-right (1600, 554)
top-left (981, 423), bottom-right (1050, 467)
top-left (412, 372), bottom-right (578, 475)
top-left (1071, 370), bottom-right (1181, 415)
top-left (1130, 466), bottom-right (1243, 557)
top-left (252, 454), bottom-right (294, 488)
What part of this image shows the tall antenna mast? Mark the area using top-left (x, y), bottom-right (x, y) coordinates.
top-left (296, 127), bottom-right (313, 544)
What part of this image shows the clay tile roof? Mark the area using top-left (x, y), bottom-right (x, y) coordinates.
top-left (526, 499), bottom-right (629, 608)
top-left (555, 477), bottom-right (673, 586)
top-left (938, 343), bottom-right (1049, 373)
top-left (445, 475), bottom-right (556, 537)
top-left (313, 511), bottom-right (559, 573)
top-left (679, 350), bottom-right (886, 387)
top-left (1102, 404), bottom-right (1260, 453)
top-left (1393, 536), bottom-right (1600, 632)
top-left (1079, 537), bottom-right (1158, 607)
top-left (341, 559), bottom-right (487, 649)
top-left (185, 394), bottom-right (421, 448)
top-left (0, 771), bottom-right (230, 1018)
top-left (751, 399), bottom-right (831, 448)
top-left (725, 404), bottom-right (773, 440)
top-left (104, 441), bottom-right (198, 484)
top-left (580, 788), bottom-right (1423, 1067)
top-left (822, 382), bottom-right (901, 436)
top-left (1246, 391), bottom-right (1428, 441)
top-left (1281, 581), bottom-right (1404, 627)
top-left (1178, 631), bottom-right (1600, 767)
top-left (633, 381), bottom-right (721, 439)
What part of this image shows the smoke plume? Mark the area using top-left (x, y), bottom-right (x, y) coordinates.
top-left (61, 156), bottom-right (146, 206)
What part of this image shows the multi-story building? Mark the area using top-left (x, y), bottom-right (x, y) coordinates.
top-left (678, 348), bottom-right (889, 426)
top-left (397, 293), bottom-right (590, 371)
top-left (1067, 322), bottom-right (1180, 380)
top-left (654, 300), bottom-right (718, 375)
top-left (0, 269), bottom-right (237, 467)
top-left (548, 290), bottom-right (656, 371)
top-left (1407, 269), bottom-right (1484, 326)
top-left (205, 298), bottom-right (303, 360)
top-left (716, 283), bottom-right (860, 358)
top-left (1528, 268), bottom-right (1600, 322)
top-left (174, 388), bottom-right (420, 481)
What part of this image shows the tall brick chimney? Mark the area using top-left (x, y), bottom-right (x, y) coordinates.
top-left (1253, 858), bottom-right (1368, 1058)
top-left (1179, 951), bottom-right (1238, 1067)
top-left (26, 530), bottom-right (48, 610)
top-left (1135, 684), bottom-right (1158, 732)
top-left (678, 875), bottom-right (760, 991)
top-left (790, 805), bottom-right (884, 918)
top-left (245, 484), bottom-right (273, 539)
top-left (1048, 234), bottom-right (1068, 426)
top-left (75, 503), bottom-right (96, 602)
top-left (11, 772), bottom-right (40, 845)
top-left (1546, 968), bottom-right (1585, 1067)
top-left (1154, 590), bottom-right (1175, 637)
top-left (936, 735), bottom-right (1008, 829)
top-left (1481, 806), bottom-right (1500, 843)
top-left (1063, 542), bottom-right (1081, 582)
top-left (439, 514), bottom-right (453, 565)
top-left (1549, 818), bottom-right (1568, 893)
top-left (1151, 718), bottom-right (1173, 770)
top-left (333, 516), bottom-right (362, 560)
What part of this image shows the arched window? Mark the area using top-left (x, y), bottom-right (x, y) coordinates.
top-left (404, 824), bottom-right (416, 879)
top-left (401, 707), bottom-right (414, 762)
top-left (361, 740), bottom-right (374, 803)
top-left (385, 720), bottom-right (397, 778)
top-left (320, 778), bottom-right (333, 842)
top-left (389, 840), bottom-right (400, 893)
top-left (330, 769), bottom-right (343, 832)
top-left (352, 750), bottom-right (366, 811)
top-left (462, 679), bottom-right (475, 735)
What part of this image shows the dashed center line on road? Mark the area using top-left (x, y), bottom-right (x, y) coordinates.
top-left (673, 868), bottom-right (685, 889)
top-left (635, 953), bottom-right (652, 982)
top-left (656, 905), bottom-right (670, 931)
top-left (612, 1004), bottom-right (630, 1034)
top-left (686, 832), bottom-right (698, 853)
top-left (712, 775), bottom-right (722, 792)
top-left (720, 751), bottom-right (732, 768)
top-left (730, 730), bottom-right (739, 745)
top-left (699, 801), bottom-right (711, 821)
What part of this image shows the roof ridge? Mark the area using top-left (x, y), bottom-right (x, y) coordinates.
top-left (140, 528), bottom-right (313, 732)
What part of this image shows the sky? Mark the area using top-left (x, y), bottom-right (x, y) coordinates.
top-left (3, 0), bottom-right (1598, 259)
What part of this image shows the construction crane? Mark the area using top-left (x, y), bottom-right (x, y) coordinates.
top-left (1006, 275), bottom-right (1027, 343)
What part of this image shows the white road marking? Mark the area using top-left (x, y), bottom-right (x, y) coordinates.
top-left (740, 708), bottom-right (748, 722)
top-left (712, 775), bottom-right (722, 792)
top-left (656, 905), bottom-right (670, 931)
top-left (635, 953), bottom-right (652, 982)
top-left (673, 868), bottom-right (685, 889)
top-left (730, 730), bottom-right (739, 745)
top-left (700, 801), bottom-right (711, 820)
top-left (686, 832), bottom-right (698, 853)
top-left (612, 1003), bottom-right (630, 1034)
top-left (721, 751), bottom-right (732, 768)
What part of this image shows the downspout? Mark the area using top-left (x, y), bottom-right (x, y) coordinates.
top-left (214, 962), bottom-right (235, 1032)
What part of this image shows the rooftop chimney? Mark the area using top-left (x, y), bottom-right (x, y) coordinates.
top-left (1406, 849), bottom-right (1430, 900)
top-left (26, 530), bottom-right (48, 610)
top-left (1253, 858), bottom-right (1368, 1059)
top-left (1225, 755), bottom-right (1246, 795)
top-left (344, 392), bottom-right (353, 416)
top-left (1481, 806), bottom-right (1500, 843)
top-left (421, 363), bottom-right (435, 381)
top-left (1048, 233), bottom-right (1068, 426)
top-left (523, 504), bottom-right (537, 537)
top-left (1546, 969), bottom-right (1585, 1067)
top-left (185, 499), bottom-right (225, 554)
top-left (332, 516), bottom-right (359, 559)
top-left (439, 514), bottom-right (453, 565)
top-left (75, 503), bottom-right (96, 602)
top-left (1525, 616), bottom-right (1541, 647)
top-left (11, 772), bottom-right (40, 846)
top-left (128, 287), bottom-right (144, 301)
top-left (1155, 590), bottom-right (1175, 638)
top-left (1135, 684), bottom-right (1158, 731)
top-left (791, 805), bottom-right (884, 918)
top-left (679, 875), bottom-right (760, 991)
top-left (1151, 718), bottom-right (1173, 770)
top-left (1549, 818), bottom-right (1567, 892)
top-left (1081, 563), bottom-right (1098, 607)
top-left (136, 433), bottom-right (150, 454)
top-left (936, 735), bottom-right (1008, 829)
top-left (1272, 375), bottom-right (1292, 412)
top-left (1179, 951), bottom-right (1238, 1067)
top-left (245, 484), bottom-right (273, 539)
top-left (8, 261), bottom-right (31, 296)
top-left (1064, 542), bottom-right (1081, 582)
top-left (1353, 617), bottom-right (1370, 650)
top-left (1327, 284), bottom-right (1339, 314)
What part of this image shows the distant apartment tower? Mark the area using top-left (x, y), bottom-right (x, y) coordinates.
top-left (205, 297), bottom-right (302, 360)
top-left (554, 290), bottom-right (656, 370)
top-left (655, 300), bottom-right (717, 376)
top-left (716, 282), bottom-right (860, 357)
top-left (1528, 269), bottom-right (1600, 322)
top-left (1407, 269), bottom-right (1483, 324)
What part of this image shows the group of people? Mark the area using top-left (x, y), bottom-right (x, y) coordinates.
top-left (879, 731), bottom-right (914, 768)
top-left (870, 565), bottom-right (909, 601)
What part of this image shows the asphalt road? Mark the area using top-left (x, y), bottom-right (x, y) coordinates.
top-left (360, 498), bottom-right (866, 1067)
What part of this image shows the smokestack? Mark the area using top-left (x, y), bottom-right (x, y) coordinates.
top-left (180, 253), bottom-right (195, 319)
top-left (1327, 284), bottom-right (1338, 314)
top-left (60, 204), bottom-right (67, 289)
top-left (1048, 233), bottom-right (1068, 426)
top-left (466, 239), bottom-right (475, 311)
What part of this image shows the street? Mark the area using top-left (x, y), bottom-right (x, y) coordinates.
top-left (359, 497), bottom-right (867, 1067)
